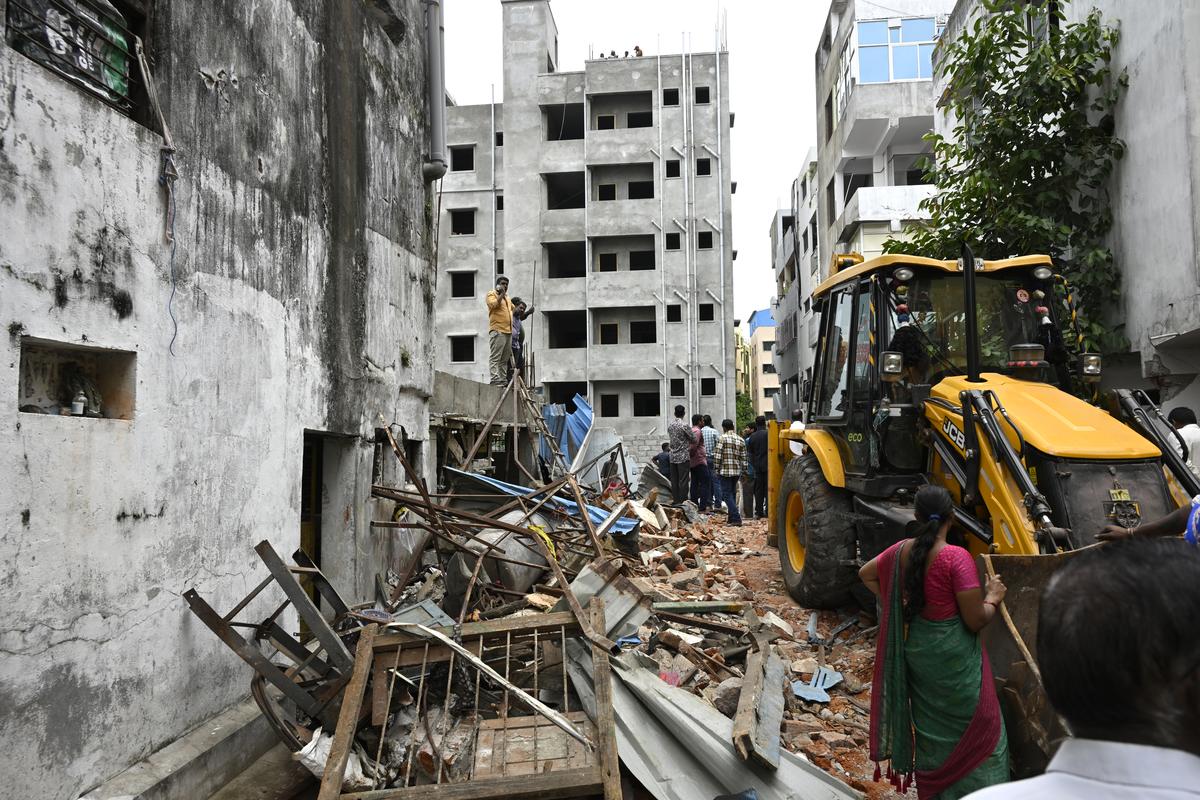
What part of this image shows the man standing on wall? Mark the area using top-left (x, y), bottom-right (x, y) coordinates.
top-left (509, 296), bottom-right (535, 383)
top-left (713, 419), bottom-right (747, 526)
top-left (747, 416), bottom-right (770, 519)
top-left (485, 276), bottom-right (514, 386)
top-left (667, 405), bottom-right (695, 503)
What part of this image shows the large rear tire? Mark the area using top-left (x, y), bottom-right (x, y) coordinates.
top-left (777, 452), bottom-right (858, 608)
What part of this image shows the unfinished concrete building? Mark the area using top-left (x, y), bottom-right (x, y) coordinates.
top-left (434, 0), bottom-right (736, 461)
top-left (814, 0), bottom-right (954, 270)
top-left (772, 151), bottom-right (821, 415)
top-left (0, 1), bottom-right (439, 797)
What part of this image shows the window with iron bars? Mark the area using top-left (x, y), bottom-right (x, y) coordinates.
top-left (6, 0), bottom-right (156, 128)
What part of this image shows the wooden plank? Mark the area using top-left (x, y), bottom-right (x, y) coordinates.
top-left (750, 647), bottom-right (786, 768)
top-left (731, 647), bottom-right (765, 763)
top-left (589, 600), bottom-right (621, 800)
top-left (339, 768), bottom-right (602, 800)
top-left (654, 610), bottom-right (748, 638)
top-left (318, 624), bottom-right (378, 800)
top-left (373, 612), bottom-right (580, 650)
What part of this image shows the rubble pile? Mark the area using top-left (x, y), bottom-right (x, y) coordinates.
top-left (184, 431), bottom-right (875, 800)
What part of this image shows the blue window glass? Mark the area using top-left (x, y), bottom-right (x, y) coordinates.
top-left (919, 43), bottom-right (935, 78)
top-left (859, 46), bottom-right (889, 83)
top-left (890, 26), bottom-right (901, 43)
top-left (858, 20), bottom-right (888, 45)
top-left (902, 17), bottom-right (935, 42)
top-left (892, 44), bottom-right (918, 80)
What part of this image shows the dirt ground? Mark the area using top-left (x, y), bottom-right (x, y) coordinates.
top-left (696, 514), bottom-right (912, 800)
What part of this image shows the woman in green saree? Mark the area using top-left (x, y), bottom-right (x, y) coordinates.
top-left (859, 485), bottom-right (1010, 799)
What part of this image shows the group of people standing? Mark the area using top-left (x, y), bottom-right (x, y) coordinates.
top-left (653, 408), bottom-right (771, 523)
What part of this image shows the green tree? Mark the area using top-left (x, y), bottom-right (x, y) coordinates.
top-left (885, 0), bottom-right (1127, 351)
top-left (735, 391), bottom-right (755, 432)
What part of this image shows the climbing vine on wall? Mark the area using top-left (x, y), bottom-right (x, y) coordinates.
top-left (884, 0), bottom-right (1127, 351)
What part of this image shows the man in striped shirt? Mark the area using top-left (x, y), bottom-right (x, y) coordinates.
top-left (713, 418), bottom-right (748, 526)
top-left (701, 415), bottom-right (720, 510)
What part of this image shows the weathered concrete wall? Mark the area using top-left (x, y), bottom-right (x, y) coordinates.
top-left (0, 1), bottom-right (435, 797)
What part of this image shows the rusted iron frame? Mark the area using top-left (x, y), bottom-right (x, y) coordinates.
top-left (255, 540), bottom-right (354, 672)
top-left (565, 474), bottom-right (606, 556)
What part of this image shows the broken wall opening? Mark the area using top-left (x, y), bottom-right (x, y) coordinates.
top-left (544, 381), bottom-right (588, 413)
top-left (590, 234), bottom-right (655, 273)
top-left (589, 91), bottom-right (652, 130)
top-left (17, 337), bottom-right (136, 419)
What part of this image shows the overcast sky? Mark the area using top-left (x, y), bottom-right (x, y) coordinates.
top-left (443, 0), bottom-right (829, 324)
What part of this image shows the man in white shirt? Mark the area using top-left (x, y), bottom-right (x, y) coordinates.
top-left (1168, 406), bottom-right (1200, 480)
top-left (964, 538), bottom-right (1200, 799)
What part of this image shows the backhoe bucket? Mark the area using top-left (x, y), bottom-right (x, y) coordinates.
top-left (979, 552), bottom-right (1080, 778)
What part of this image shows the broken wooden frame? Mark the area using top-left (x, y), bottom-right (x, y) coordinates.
top-left (318, 601), bottom-right (620, 800)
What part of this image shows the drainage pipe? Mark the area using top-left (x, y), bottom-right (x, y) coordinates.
top-left (423, 0), bottom-right (447, 182)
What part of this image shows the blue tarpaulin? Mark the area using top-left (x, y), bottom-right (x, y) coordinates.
top-left (540, 394), bottom-right (592, 466)
top-left (443, 467), bottom-right (638, 535)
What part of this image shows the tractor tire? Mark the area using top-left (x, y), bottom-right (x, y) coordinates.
top-left (776, 451), bottom-right (858, 608)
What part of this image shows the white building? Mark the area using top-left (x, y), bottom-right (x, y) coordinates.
top-left (814, 0), bottom-right (953, 271)
top-left (434, 0), bottom-right (736, 459)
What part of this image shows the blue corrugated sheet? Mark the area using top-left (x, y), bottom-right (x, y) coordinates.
top-left (443, 466), bottom-right (638, 535)
top-left (539, 393), bottom-right (592, 465)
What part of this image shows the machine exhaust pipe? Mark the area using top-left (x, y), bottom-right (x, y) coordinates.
top-left (963, 241), bottom-right (984, 383)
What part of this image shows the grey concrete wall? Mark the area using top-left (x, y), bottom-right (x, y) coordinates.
top-left (0, 2), bottom-right (434, 797)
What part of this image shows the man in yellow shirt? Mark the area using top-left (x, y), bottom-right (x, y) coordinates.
top-left (485, 276), bottom-right (514, 385)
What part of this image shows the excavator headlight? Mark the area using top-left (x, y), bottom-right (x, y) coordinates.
top-left (1033, 266), bottom-right (1053, 280)
top-left (893, 267), bottom-right (915, 283)
top-left (1081, 353), bottom-right (1103, 382)
top-left (881, 351), bottom-right (904, 381)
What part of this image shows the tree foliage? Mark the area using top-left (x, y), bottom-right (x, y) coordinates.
top-left (884, 0), bottom-right (1127, 351)
top-left (735, 391), bottom-right (755, 432)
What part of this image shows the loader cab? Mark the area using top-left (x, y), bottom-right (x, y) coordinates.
top-left (805, 254), bottom-right (1067, 494)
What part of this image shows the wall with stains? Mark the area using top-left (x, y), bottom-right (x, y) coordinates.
top-left (0, 1), bottom-right (435, 797)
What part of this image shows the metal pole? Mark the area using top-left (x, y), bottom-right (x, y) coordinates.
top-left (962, 242), bottom-right (984, 383)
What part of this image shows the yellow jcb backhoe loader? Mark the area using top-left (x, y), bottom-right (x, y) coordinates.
top-left (766, 248), bottom-right (1199, 775)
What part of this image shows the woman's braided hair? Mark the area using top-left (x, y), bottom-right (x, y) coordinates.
top-left (904, 484), bottom-right (955, 621)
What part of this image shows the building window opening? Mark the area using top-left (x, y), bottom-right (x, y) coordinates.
top-left (449, 335), bottom-right (475, 362)
top-left (17, 338), bottom-right (136, 419)
top-left (496, 258), bottom-right (505, 275)
top-left (450, 209), bottom-right (476, 235)
top-left (694, 85), bottom-right (711, 104)
top-left (629, 320), bottom-right (656, 344)
top-left (598, 252), bottom-right (618, 272)
top-left (700, 377), bottom-right (716, 396)
top-left (666, 159), bottom-right (681, 179)
top-left (627, 110), bottom-right (653, 128)
top-left (597, 183), bottom-right (617, 201)
top-left (633, 391), bottom-right (661, 417)
top-left (666, 304), bottom-right (682, 322)
top-left (698, 303), bottom-right (715, 321)
top-left (843, 167), bottom-right (873, 204)
top-left (450, 271), bottom-right (475, 297)
top-left (450, 145), bottom-right (475, 171)
top-left (496, 194), bottom-right (504, 211)
top-left (669, 378), bottom-right (685, 397)
top-left (546, 311), bottom-right (587, 349)
top-left (545, 382), bottom-right (587, 413)
top-left (6, 0), bottom-right (152, 127)
top-left (600, 394), bottom-right (619, 417)
top-left (697, 231), bottom-right (713, 250)
top-left (627, 180), bottom-right (654, 200)
top-left (824, 92), bottom-right (834, 142)
top-left (696, 158), bottom-right (712, 176)
top-left (665, 232), bottom-right (681, 250)
top-left (629, 250), bottom-right (655, 270)
top-left (662, 87), bottom-right (679, 106)
top-left (596, 114), bottom-right (616, 130)
top-left (495, 131), bottom-right (504, 146)
top-left (599, 323), bottom-right (619, 345)
top-left (544, 103), bottom-right (584, 140)
top-left (546, 241), bottom-right (586, 279)
top-left (545, 171), bottom-right (586, 209)
top-left (859, 17), bottom-right (938, 83)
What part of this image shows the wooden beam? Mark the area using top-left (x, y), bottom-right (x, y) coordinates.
top-left (731, 643), bottom-right (785, 769)
top-left (590, 600), bottom-right (622, 800)
top-left (318, 625), bottom-right (379, 800)
top-left (338, 768), bottom-right (602, 799)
